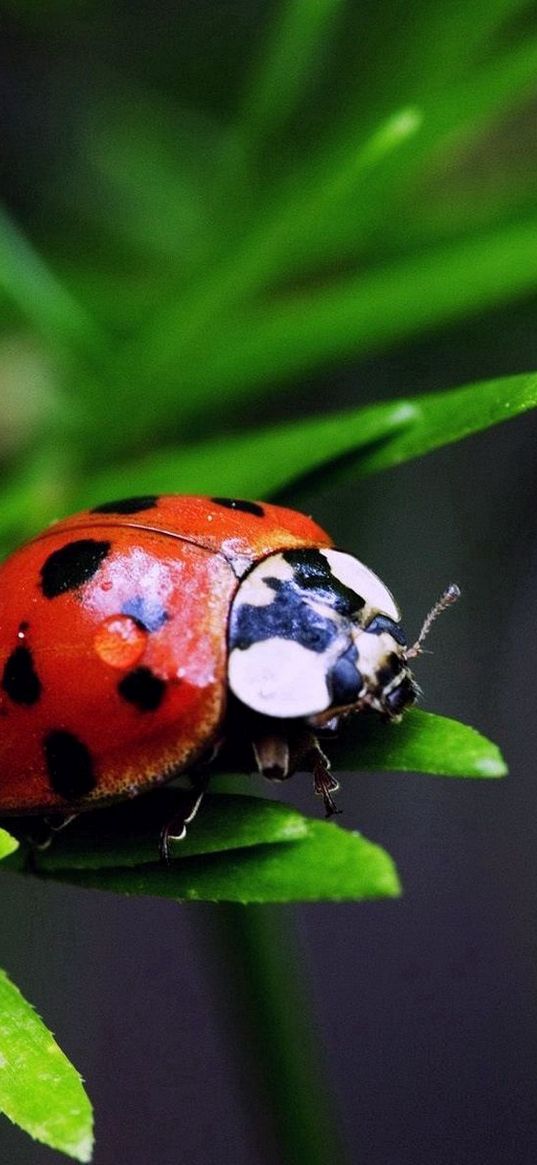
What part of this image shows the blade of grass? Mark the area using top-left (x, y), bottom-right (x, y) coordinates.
top-left (354, 371), bottom-right (537, 477)
top-left (0, 204), bottom-right (104, 360)
top-left (235, 0), bottom-right (347, 152)
top-left (189, 216), bottom-right (537, 403)
top-left (71, 368), bottom-right (537, 511)
top-left (142, 9), bottom-right (537, 316)
top-left (96, 105), bottom-right (422, 448)
top-left (275, 36), bottom-right (537, 274)
top-left (73, 399), bottom-right (414, 506)
top-left (137, 105), bottom-right (422, 364)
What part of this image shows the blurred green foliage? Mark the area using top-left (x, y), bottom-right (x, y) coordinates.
top-left (0, 968), bottom-right (93, 1162)
top-left (1, 0), bottom-right (536, 545)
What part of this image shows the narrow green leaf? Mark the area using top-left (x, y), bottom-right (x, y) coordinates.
top-left (76, 399), bottom-right (414, 505)
top-left (82, 90), bottom-right (223, 267)
top-left (0, 970), bottom-right (93, 1162)
top-left (34, 819), bottom-right (401, 904)
top-left (236, 0), bottom-right (347, 149)
top-left (78, 368), bottom-right (537, 509)
top-left (190, 218), bottom-right (537, 401)
top-left (98, 105), bottom-right (423, 448)
top-left (355, 370), bottom-right (537, 477)
top-left (0, 829), bottom-right (18, 861)
top-left (277, 32), bottom-right (537, 278)
top-left (0, 204), bottom-right (104, 359)
top-left (404, 0), bottom-right (532, 78)
top-left (8, 794), bottom-right (308, 872)
top-left (331, 708), bottom-right (507, 778)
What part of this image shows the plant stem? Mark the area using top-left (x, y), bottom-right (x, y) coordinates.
top-left (214, 905), bottom-right (350, 1165)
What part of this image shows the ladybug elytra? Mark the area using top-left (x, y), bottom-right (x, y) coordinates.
top-left (0, 495), bottom-right (459, 856)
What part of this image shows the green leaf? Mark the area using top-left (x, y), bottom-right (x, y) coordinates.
top-left (331, 708), bottom-right (507, 778)
top-left (76, 398), bottom-right (414, 505)
top-left (235, 0), bottom-right (347, 152)
top-left (78, 368), bottom-right (537, 508)
top-left (0, 969), bottom-right (93, 1162)
top-left (0, 204), bottom-right (104, 360)
top-left (90, 104), bottom-right (423, 453)
top-left (81, 89), bottom-right (224, 268)
top-left (189, 217), bottom-right (537, 403)
top-left (355, 370), bottom-right (537, 477)
top-left (32, 818), bottom-right (400, 904)
top-left (295, 28), bottom-right (537, 271)
top-left (7, 793), bottom-right (308, 872)
top-left (0, 829), bottom-right (18, 861)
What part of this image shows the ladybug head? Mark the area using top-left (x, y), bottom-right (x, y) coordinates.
top-left (227, 548), bottom-right (459, 726)
top-left (343, 616), bottom-right (419, 722)
top-left (343, 582), bottom-right (461, 723)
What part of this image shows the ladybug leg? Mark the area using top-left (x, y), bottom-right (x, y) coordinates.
top-left (18, 812), bottom-right (79, 874)
top-left (159, 773), bottom-right (209, 865)
top-left (291, 731), bottom-right (341, 817)
top-left (253, 726), bottom-right (341, 817)
top-left (252, 733), bottom-right (290, 781)
top-left (312, 751), bottom-right (341, 817)
top-left (23, 811), bottom-right (78, 854)
top-left (300, 736), bottom-right (340, 820)
top-left (46, 812), bottom-right (78, 833)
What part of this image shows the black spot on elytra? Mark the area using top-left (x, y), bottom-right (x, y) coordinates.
top-left (283, 550), bottom-right (365, 618)
top-left (328, 642), bottom-right (362, 706)
top-left (41, 539), bottom-right (111, 598)
top-left (366, 614), bottom-right (407, 646)
top-left (44, 730), bottom-right (96, 799)
top-left (2, 645), bottom-right (42, 705)
top-left (91, 496), bottom-right (159, 515)
top-left (121, 595), bottom-right (169, 632)
top-left (118, 667), bottom-right (166, 711)
top-left (211, 497), bottom-right (265, 518)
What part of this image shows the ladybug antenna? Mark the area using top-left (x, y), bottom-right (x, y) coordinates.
top-left (407, 583), bottom-right (461, 659)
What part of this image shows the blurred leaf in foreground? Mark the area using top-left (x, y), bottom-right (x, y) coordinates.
top-left (0, 829), bottom-right (18, 861)
top-left (0, 970), bottom-right (93, 1162)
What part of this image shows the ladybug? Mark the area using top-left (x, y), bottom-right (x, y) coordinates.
top-left (0, 494), bottom-right (459, 858)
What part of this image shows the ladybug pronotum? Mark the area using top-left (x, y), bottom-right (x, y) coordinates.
top-left (0, 495), bottom-right (459, 858)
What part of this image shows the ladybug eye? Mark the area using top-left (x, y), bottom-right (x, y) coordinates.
top-left (384, 676), bottom-right (417, 715)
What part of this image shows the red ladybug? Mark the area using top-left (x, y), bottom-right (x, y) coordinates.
top-left (0, 494), bottom-right (458, 856)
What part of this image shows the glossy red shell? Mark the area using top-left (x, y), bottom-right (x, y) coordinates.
top-left (0, 495), bottom-right (332, 814)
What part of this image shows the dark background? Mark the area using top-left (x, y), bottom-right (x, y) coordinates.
top-left (1, 2), bottom-right (537, 1162)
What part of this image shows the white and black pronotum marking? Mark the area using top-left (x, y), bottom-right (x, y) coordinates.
top-left (228, 548), bottom-right (418, 721)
